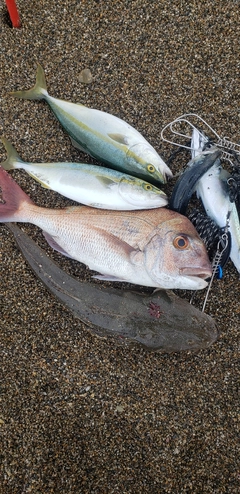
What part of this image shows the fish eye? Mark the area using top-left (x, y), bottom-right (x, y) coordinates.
top-left (144, 183), bottom-right (153, 191)
top-left (173, 235), bottom-right (189, 250)
top-left (147, 164), bottom-right (155, 173)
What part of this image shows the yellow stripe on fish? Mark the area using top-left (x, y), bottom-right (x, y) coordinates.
top-left (9, 64), bottom-right (172, 184)
top-left (1, 137), bottom-right (167, 210)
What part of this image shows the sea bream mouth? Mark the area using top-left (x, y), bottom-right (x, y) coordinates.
top-left (180, 266), bottom-right (212, 280)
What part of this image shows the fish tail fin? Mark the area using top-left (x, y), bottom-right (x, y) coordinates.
top-left (0, 167), bottom-right (34, 222)
top-left (9, 63), bottom-right (48, 100)
top-left (1, 137), bottom-right (23, 170)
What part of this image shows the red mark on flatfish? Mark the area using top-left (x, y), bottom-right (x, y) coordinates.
top-left (148, 302), bottom-right (163, 319)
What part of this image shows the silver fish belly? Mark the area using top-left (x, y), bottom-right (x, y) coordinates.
top-left (191, 128), bottom-right (240, 273)
top-left (1, 138), bottom-right (168, 210)
top-left (10, 64), bottom-right (172, 184)
top-left (195, 162), bottom-right (240, 273)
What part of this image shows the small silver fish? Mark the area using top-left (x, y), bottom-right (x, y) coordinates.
top-left (191, 128), bottom-right (240, 273)
top-left (0, 167), bottom-right (212, 290)
top-left (0, 138), bottom-right (167, 210)
top-left (9, 64), bottom-right (172, 184)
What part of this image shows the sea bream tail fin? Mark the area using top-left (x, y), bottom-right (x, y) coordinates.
top-left (1, 137), bottom-right (24, 171)
top-left (9, 63), bottom-right (48, 101)
top-left (0, 167), bottom-right (34, 222)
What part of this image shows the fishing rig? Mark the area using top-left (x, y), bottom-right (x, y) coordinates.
top-left (163, 113), bottom-right (239, 311)
top-left (201, 222), bottom-right (230, 312)
top-left (161, 112), bottom-right (240, 168)
top-left (162, 113), bottom-right (240, 207)
top-left (188, 209), bottom-right (231, 275)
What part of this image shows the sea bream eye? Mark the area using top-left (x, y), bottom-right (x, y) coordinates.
top-left (147, 164), bottom-right (155, 173)
top-left (173, 235), bottom-right (189, 250)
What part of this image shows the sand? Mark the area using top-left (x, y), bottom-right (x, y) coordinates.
top-left (0, 1), bottom-right (239, 492)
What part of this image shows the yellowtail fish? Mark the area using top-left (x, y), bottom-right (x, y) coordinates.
top-left (9, 64), bottom-right (172, 184)
top-left (0, 138), bottom-right (167, 210)
top-left (0, 167), bottom-right (212, 290)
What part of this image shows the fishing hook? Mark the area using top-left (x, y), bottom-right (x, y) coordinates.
top-left (201, 215), bottom-right (231, 312)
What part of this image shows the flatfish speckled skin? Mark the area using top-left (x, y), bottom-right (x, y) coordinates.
top-left (6, 223), bottom-right (219, 353)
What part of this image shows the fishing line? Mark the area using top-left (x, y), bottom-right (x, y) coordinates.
top-left (189, 212), bottom-right (231, 310)
top-left (161, 113), bottom-right (240, 167)
top-left (201, 216), bottom-right (230, 312)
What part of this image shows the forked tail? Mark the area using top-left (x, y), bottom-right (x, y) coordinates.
top-left (0, 167), bottom-right (34, 222)
top-left (1, 137), bottom-right (23, 170)
top-left (9, 63), bottom-right (48, 100)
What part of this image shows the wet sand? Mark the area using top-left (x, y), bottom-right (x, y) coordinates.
top-left (0, 1), bottom-right (239, 492)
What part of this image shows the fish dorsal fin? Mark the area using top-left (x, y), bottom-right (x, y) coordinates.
top-left (108, 133), bottom-right (128, 145)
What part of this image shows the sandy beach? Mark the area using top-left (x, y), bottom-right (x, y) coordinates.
top-left (0, 1), bottom-right (239, 492)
